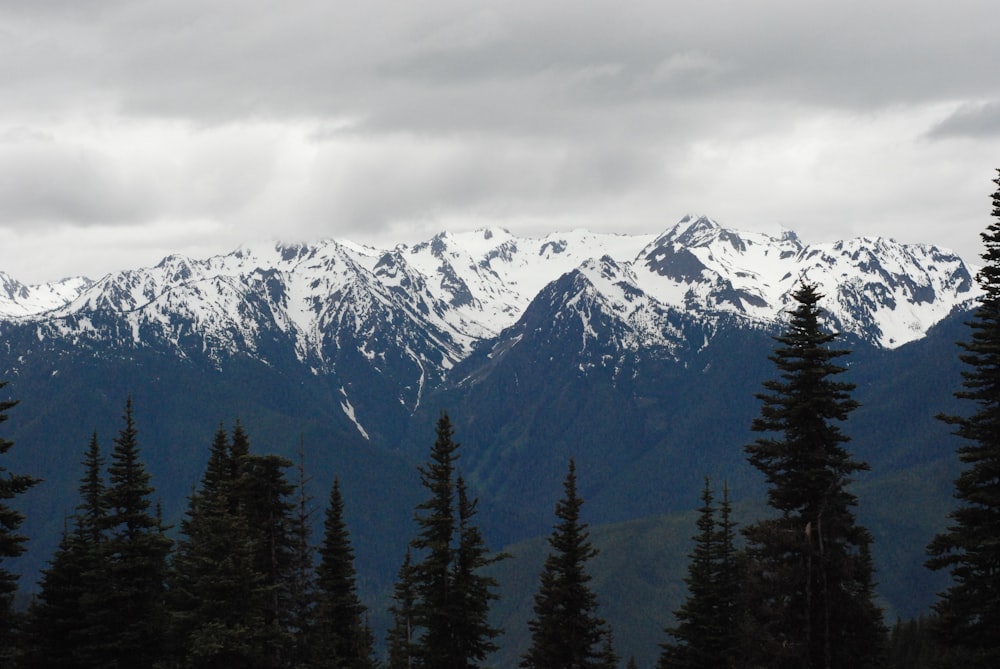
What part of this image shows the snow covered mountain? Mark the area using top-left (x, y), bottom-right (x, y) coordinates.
top-left (0, 271), bottom-right (93, 319)
top-left (0, 216), bottom-right (977, 434)
top-left (633, 215), bottom-right (975, 348)
top-left (2, 215), bottom-right (976, 345)
top-left (0, 215), bottom-right (978, 423)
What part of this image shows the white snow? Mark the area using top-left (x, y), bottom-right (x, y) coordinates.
top-left (338, 387), bottom-right (370, 441)
top-left (0, 217), bottom-right (981, 384)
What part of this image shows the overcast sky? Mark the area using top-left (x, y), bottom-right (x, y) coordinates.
top-left (2, 1), bottom-right (999, 283)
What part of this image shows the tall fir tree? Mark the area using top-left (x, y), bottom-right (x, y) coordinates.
top-left (0, 381), bottom-right (39, 663)
top-left (74, 431), bottom-right (107, 547)
top-left (312, 478), bottom-right (375, 669)
top-left (742, 283), bottom-right (885, 669)
top-left (96, 398), bottom-right (173, 667)
top-left (72, 431), bottom-right (112, 666)
top-left (451, 476), bottom-right (505, 666)
top-left (408, 412), bottom-right (505, 669)
top-left (167, 423), bottom-right (261, 667)
top-left (658, 478), bottom-right (741, 669)
top-left (926, 168), bottom-right (1000, 665)
top-left (23, 523), bottom-right (85, 669)
top-left (714, 482), bottom-right (743, 665)
top-left (521, 459), bottom-right (610, 669)
top-left (288, 443), bottom-right (319, 667)
top-left (410, 413), bottom-right (458, 668)
top-left (23, 433), bottom-right (107, 668)
top-left (597, 625), bottom-right (620, 669)
top-left (235, 451), bottom-right (299, 667)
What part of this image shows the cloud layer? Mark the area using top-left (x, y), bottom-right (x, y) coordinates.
top-left (2, 1), bottom-right (999, 281)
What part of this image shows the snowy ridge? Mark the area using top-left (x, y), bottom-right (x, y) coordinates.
top-left (570, 256), bottom-right (687, 355)
top-left (0, 271), bottom-right (93, 319)
top-left (634, 215), bottom-right (976, 347)
top-left (1, 216), bottom-right (979, 394)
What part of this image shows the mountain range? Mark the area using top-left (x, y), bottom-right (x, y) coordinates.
top-left (0, 215), bottom-right (979, 666)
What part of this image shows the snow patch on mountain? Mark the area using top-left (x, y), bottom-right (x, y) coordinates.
top-left (339, 387), bottom-right (370, 440)
top-left (0, 272), bottom-right (93, 318)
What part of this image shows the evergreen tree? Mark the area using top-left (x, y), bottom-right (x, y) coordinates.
top-left (230, 419), bottom-right (251, 481)
top-left (410, 413), bottom-right (459, 668)
top-left (313, 478), bottom-right (375, 669)
top-left (926, 168), bottom-right (1000, 664)
top-left (742, 283), bottom-right (885, 668)
top-left (521, 459), bottom-right (608, 669)
top-left (96, 398), bottom-right (173, 666)
top-left (167, 423), bottom-right (260, 667)
top-left (168, 422), bottom-right (311, 668)
top-left (23, 523), bottom-right (85, 668)
top-left (597, 625), bottom-right (620, 669)
top-left (23, 433), bottom-right (106, 668)
top-left (288, 443), bottom-right (319, 666)
top-left (386, 550), bottom-right (417, 669)
top-left (714, 483), bottom-right (743, 665)
top-left (0, 382), bottom-right (39, 662)
top-left (658, 478), bottom-right (741, 669)
top-left (77, 431), bottom-right (107, 547)
top-left (236, 452), bottom-right (298, 667)
top-left (408, 412), bottom-right (505, 669)
top-left (72, 431), bottom-right (112, 666)
top-left (451, 476), bottom-right (505, 665)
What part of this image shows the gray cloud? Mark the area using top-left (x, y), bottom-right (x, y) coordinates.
top-left (1, 0), bottom-right (1000, 282)
top-left (0, 123), bottom-right (279, 231)
top-left (0, 133), bottom-right (152, 226)
top-left (6, 0), bottom-right (998, 126)
top-left (929, 102), bottom-right (1000, 138)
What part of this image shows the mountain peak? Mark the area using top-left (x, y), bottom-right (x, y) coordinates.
top-left (671, 214), bottom-right (721, 243)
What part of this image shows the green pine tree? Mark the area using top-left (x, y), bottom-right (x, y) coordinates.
top-left (451, 476), bottom-right (505, 666)
top-left (410, 413), bottom-right (459, 668)
top-left (23, 523), bottom-right (85, 668)
top-left (71, 431), bottom-right (112, 666)
top-left (312, 478), bottom-right (376, 669)
top-left (658, 478), bottom-right (741, 669)
top-left (742, 283), bottom-right (886, 668)
top-left (288, 443), bottom-right (319, 667)
top-left (0, 382), bottom-right (39, 663)
top-left (597, 625), bottom-right (620, 669)
top-left (77, 431), bottom-right (107, 547)
top-left (23, 432), bottom-right (106, 668)
top-left (521, 458), bottom-right (608, 669)
top-left (408, 412), bottom-right (505, 669)
top-left (714, 483), bottom-right (743, 666)
top-left (95, 398), bottom-right (173, 666)
top-left (926, 168), bottom-right (1000, 665)
top-left (235, 451), bottom-right (298, 667)
top-left (167, 423), bottom-right (261, 667)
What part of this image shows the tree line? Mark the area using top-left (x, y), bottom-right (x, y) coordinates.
top-left (2, 170), bottom-right (1000, 667)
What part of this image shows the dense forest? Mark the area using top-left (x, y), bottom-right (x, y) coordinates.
top-left (3, 173), bottom-right (1000, 668)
